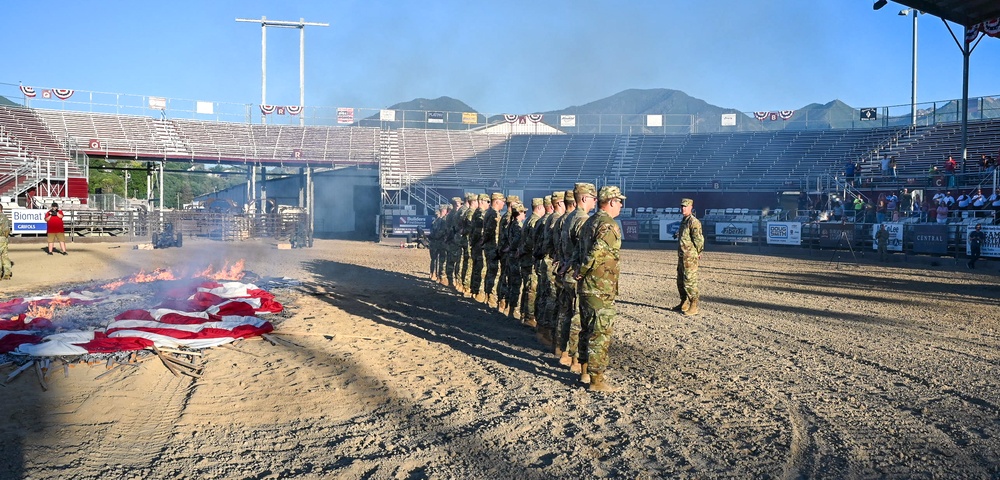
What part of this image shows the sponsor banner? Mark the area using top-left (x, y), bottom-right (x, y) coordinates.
top-left (646, 114), bottom-right (662, 127)
top-left (196, 101), bottom-right (214, 115)
top-left (659, 220), bottom-right (681, 241)
top-left (967, 224), bottom-right (1000, 257)
top-left (817, 223), bottom-right (854, 248)
top-left (766, 221), bottom-right (802, 245)
top-left (619, 219), bottom-right (640, 242)
top-left (391, 215), bottom-right (434, 235)
top-left (560, 114), bottom-right (576, 127)
top-left (462, 112), bottom-right (478, 124)
top-left (427, 111), bottom-right (445, 124)
top-left (379, 109), bottom-right (396, 122)
top-left (871, 223), bottom-right (904, 251)
top-left (337, 107), bottom-right (354, 124)
top-left (715, 222), bottom-right (753, 243)
top-left (721, 113), bottom-right (736, 126)
top-left (148, 96), bottom-right (166, 110)
top-left (912, 224), bottom-right (948, 254)
top-left (10, 209), bottom-right (49, 234)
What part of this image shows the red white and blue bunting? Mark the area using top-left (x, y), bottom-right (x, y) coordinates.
top-left (754, 110), bottom-right (794, 121)
top-left (504, 114), bottom-right (543, 124)
top-left (260, 105), bottom-right (303, 115)
top-left (286, 105), bottom-right (302, 115)
top-left (966, 18), bottom-right (1000, 44)
top-left (52, 89), bottom-right (74, 100)
top-left (19, 85), bottom-right (36, 98)
top-left (259, 104), bottom-right (276, 115)
top-left (23, 86), bottom-right (73, 100)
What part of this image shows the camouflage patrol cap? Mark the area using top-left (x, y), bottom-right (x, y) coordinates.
top-left (564, 190), bottom-right (576, 203)
top-left (478, 193), bottom-right (490, 202)
top-left (543, 195), bottom-right (552, 206)
top-left (451, 196), bottom-right (463, 204)
top-left (551, 191), bottom-right (565, 201)
top-left (532, 198), bottom-right (544, 207)
top-left (506, 194), bottom-right (519, 204)
top-left (574, 183), bottom-right (597, 197)
top-left (510, 202), bottom-right (526, 214)
top-left (491, 192), bottom-right (505, 201)
top-left (680, 198), bottom-right (694, 207)
top-left (465, 192), bottom-right (477, 202)
top-left (598, 186), bottom-right (627, 202)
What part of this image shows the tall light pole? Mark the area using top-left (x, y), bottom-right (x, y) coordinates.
top-left (899, 8), bottom-right (918, 126)
top-left (236, 16), bottom-right (329, 126)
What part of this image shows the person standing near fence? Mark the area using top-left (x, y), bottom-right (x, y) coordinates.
top-left (674, 198), bottom-right (704, 315)
top-left (876, 224), bottom-right (890, 262)
top-left (968, 223), bottom-right (985, 269)
top-left (45, 202), bottom-right (68, 256)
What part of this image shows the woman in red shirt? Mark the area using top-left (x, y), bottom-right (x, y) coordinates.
top-left (45, 202), bottom-right (68, 255)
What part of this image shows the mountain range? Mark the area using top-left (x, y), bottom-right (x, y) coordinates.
top-left (375, 88), bottom-right (1000, 133)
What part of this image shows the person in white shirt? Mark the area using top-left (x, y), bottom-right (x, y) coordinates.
top-left (971, 189), bottom-right (986, 208)
top-left (943, 192), bottom-right (956, 207)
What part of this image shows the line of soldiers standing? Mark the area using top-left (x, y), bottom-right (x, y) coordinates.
top-left (427, 183), bottom-right (629, 392)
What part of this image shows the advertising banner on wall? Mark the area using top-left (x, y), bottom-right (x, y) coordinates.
top-left (715, 222), bottom-right (754, 243)
top-left (871, 223), bottom-right (904, 251)
top-left (337, 107), bottom-right (354, 124)
top-left (560, 115), bottom-right (576, 127)
top-left (391, 215), bottom-right (434, 235)
top-left (912, 224), bottom-right (948, 254)
top-left (967, 224), bottom-right (1000, 257)
top-left (379, 109), bottom-right (396, 122)
top-left (659, 220), bottom-right (681, 241)
top-left (619, 219), bottom-right (640, 241)
top-left (766, 221), bottom-right (802, 245)
top-left (817, 223), bottom-right (854, 248)
top-left (9, 209), bottom-right (49, 235)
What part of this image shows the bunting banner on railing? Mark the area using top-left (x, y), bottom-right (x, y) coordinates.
top-left (966, 18), bottom-right (1000, 44)
top-left (754, 110), bottom-right (794, 121)
top-left (52, 89), bottom-right (74, 100)
top-left (19, 85), bottom-right (36, 98)
top-left (286, 105), bottom-right (302, 115)
top-left (260, 104), bottom-right (275, 115)
top-left (504, 114), bottom-right (543, 124)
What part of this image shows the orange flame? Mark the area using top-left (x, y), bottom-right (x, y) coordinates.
top-left (207, 260), bottom-right (245, 281)
top-left (131, 268), bottom-right (176, 283)
top-left (26, 297), bottom-right (72, 320)
top-left (101, 280), bottom-right (126, 291)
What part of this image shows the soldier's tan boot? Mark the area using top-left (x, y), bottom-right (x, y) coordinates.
top-left (463, 290), bottom-right (473, 298)
top-left (672, 298), bottom-right (690, 313)
top-left (474, 292), bottom-right (486, 303)
top-left (588, 373), bottom-right (619, 393)
top-left (497, 299), bottom-right (507, 312)
top-left (537, 328), bottom-right (553, 348)
top-left (570, 359), bottom-right (582, 374)
top-left (580, 363), bottom-right (590, 384)
top-left (522, 316), bottom-right (536, 328)
top-left (487, 294), bottom-right (498, 309)
top-left (558, 350), bottom-right (572, 367)
top-left (683, 299), bottom-right (700, 316)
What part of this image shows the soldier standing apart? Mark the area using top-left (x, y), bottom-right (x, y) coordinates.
top-left (482, 193), bottom-right (506, 308)
top-left (0, 204), bottom-right (11, 280)
top-left (577, 186), bottom-right (626, 392)
top-left (443, 197), bottom-right (464, 287)
top-left (470, 194), bottom-right (489, 301)
top-left (876, 224), bottom-right (890, 263)
top-left (674, 198), bottom-right (704, 315)
top-left (428, 205), bottom-right (447, 281)
top-left (967, 223), bottom-right (985, 269)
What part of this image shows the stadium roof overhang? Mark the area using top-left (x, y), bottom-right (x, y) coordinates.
top-left (889, 0), bottom-right (1000, 27)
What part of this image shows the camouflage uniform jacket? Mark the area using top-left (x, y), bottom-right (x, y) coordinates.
top-left (560, 207), bottom-right (590, 271)
top-left (470, 208), bottom-right (486, 250)
top-left (539, 211), bottom-right (563, 261)
top-left (532, 212), bottom-right (552, 260)
top-left (445, 209), bottom-right (462, 247)
top-left (498, 211), bottom-right (513, 255)
top-left (678, 214), bottom-right (704, 258)
top-left (508, 219), bottom-right (523, 265)
top-left (553, 210), bottom-right (577, 269)
top-left (579, 210), bottom-right (621, 297)
top-left (429, 217), bottom-right (445, 247)
top-left (456, 205), bottom-right (471, 246)
top-left (517, 213), bottom-right (542, 268)
top-left (0, 213), bottom-right (10, 239)
top-left (483, 208), bottom-right (501, 252)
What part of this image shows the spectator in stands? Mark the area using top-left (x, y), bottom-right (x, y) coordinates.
top-left (972, 189), bottom-right (987, 209)
top-left (956, 192), bottom-right (971, 210)
top-left (913, 195), bottom-right (925, 221)
top-left (876, 194), bottom-right (887, 224)
top-left (990, 190), bottom-right (1000, 211)
top-left (981, 154), bottom-right (992, 172)
top-left (889, 157), bottom-right (898, 178)
top-left (852, 197), bottom-right (864, 221)
top-left (845, 161), bottom-right (857, 186)
top-left (887, 192), bottom-right (899, 221)
top-left (926, 199), bottom-right (937, 223)
top-left (967, 223), bottom-right (985, 269)
top-left (936, 201), bottom-right (949, 224)
top-left (900, 188), bottom-right (913, 216)
top-left (927, 165), bottom-right (942, 187)
top-left (880, 157), bottom-right (891, 177)
top-left (943, 191), bottom-right (956, 208)
top-left (832, 201), bottom-right (844, 222)
top-left (0, 203), bottom-right (11, 280)
top-left (945, 156), bottom-right (958, 187)
top-left (45, 202), bottom-right (68, 256)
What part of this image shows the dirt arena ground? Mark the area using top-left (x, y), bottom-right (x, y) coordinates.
top-left (0, 237), bottom-right (997, 479)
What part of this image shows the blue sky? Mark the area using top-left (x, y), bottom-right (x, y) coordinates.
top-left (2, 0), bottom-right (998, 115)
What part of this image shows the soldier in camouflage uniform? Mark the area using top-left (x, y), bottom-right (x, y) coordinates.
top-left (482, 192), bottom-right (506, 307)
top-left (458, 193), bottom-right (476, 294)
top-left (532, 194), bottom-right (559, 344)
top-left (517, 198), bottom-right (546, 327)
top-left (542, 191), bottom-right (572, 350)
top-left (675, 197), bottom-right (705, 316)
top-left (555, 183), bottom-right (597, 374)
top-left (577, 186), bottom-right (626, 392)
top-left (0, 204), bottom-right (11, 280)
top-left (443, 197), bottom-right (464, 287)
top-left (497, 194), bottom-right (518, 313)
top-left (428, 204), bottom-right (448, 281)
top-left (505, 201), bottom-right (527, 320)
top-left (470, 193), bottom-right (489, 301)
